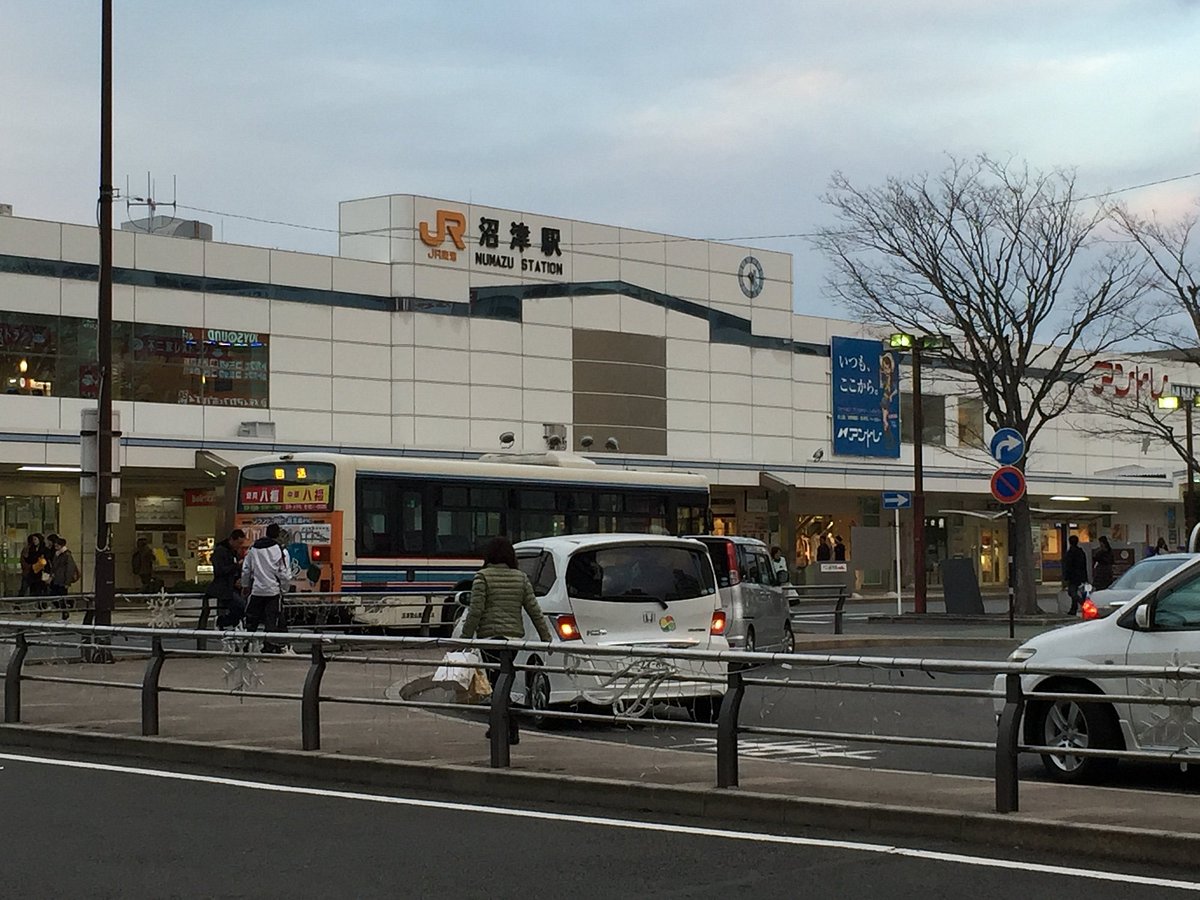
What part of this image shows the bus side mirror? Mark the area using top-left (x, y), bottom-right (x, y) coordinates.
top-left (1135, 604), bottom-right (1151, 630)
top-left (455, 590), bottom-right (472, 608)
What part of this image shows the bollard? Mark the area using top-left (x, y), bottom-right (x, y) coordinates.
top-left (141, 636), bottom-right (166, 736)
top-left (833, 586), bottom-right (847, 635)
top-left (301, 642), bottom-right (327, 751)
top-left (716, 663), bottom-right (746, 788)
top-left (489, 648), bottom-right (515, 769)
top-left (4, 633), bottom-right (29, 724)
top-left (995, 672), bottom-right (1025, 813)
top-left (197, 596), bottom-right (211, 651)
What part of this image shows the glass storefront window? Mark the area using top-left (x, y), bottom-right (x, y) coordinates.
top-left (0, 312), bottom-right (269, 407)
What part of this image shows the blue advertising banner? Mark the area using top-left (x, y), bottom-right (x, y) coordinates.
top-left (831, 336), bottom-right (900, 458)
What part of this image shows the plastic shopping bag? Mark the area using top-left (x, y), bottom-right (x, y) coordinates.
top-left (434, 650), bottom-right (483, 690)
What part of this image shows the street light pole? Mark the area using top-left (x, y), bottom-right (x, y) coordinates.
top-left (911, 342), bottom-right (927, 615)
top-left (1187, 400), bottom-right (1196, 538)
top-left (94, 0), bottom-right (116, 624)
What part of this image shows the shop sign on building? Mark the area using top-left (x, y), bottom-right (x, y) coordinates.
top-left (831, 336), bottom-right (900, 458)
top-left (417, 204), bottom-right (566, 277)
top-left (134, 495), bottom-right (185, 527)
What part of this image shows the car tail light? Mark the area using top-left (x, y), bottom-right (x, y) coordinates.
top-left (555, 614), bottom-right (582, 641)
top-left (1081, 598), bottom-right (1099, 620)
top-left (710, 609), bottom-right (728, 636)
top-left (726, 543), bottom-right (740, 585)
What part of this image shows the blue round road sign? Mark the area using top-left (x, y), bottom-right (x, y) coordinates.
top-left (990, 465), bottom-right (1026, 504)
top-left (989, 428), bottom-right (1026, 465)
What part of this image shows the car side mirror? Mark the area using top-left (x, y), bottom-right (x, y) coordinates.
top-left (455, 590), bottom-right (471, 608)
top-left (1135, 604), bottom-right (1151, 630)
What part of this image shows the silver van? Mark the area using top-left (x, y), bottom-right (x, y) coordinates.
top-left (689, 535), bottom-right (794, 653)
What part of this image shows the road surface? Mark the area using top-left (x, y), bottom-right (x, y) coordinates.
top-left (1, 750), bottom-right (1196, 899)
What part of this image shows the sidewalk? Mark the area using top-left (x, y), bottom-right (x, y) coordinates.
top-left (2, 644), bottom-right (1196, 865)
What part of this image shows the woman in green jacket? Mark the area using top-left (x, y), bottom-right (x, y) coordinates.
top-left (461, 537), bottom-right (553, 643)
top-left (462, 537), bottom-right (552, 746)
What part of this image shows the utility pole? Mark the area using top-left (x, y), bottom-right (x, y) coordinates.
top-left (911, 343), bottom-right (927, 615)
top-left (95, 0), bottom-right (116, 626)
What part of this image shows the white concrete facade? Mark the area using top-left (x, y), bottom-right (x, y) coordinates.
top-left (0, 197), bottom-right (1190, 588)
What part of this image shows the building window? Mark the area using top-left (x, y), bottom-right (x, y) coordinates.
top-left (957, 397), bottom-right (986, 449)
top-left (0, 312), bottom-right (269, 407)
top-left (899, 393), bottom-right (946, 446)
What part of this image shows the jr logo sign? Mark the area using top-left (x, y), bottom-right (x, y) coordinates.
top-left (418, 209), bottom-right (467, 261)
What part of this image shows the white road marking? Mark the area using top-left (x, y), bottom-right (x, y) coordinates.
top-left (0, 751), bottom-right (1196, 892)
top-left (672, 736), bottom-right (879, 761)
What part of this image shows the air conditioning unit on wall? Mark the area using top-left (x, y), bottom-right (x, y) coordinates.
top-left (238, 421), bottom-right (276, 439)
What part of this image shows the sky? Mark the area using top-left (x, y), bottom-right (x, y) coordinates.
top-left (2, 0), bottom-right (1199, 315)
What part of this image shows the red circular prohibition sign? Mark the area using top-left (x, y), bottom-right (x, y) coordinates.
top-left (990, 465), bottom-right (1026, 504)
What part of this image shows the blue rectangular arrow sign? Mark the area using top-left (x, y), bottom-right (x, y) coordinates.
top-left (882, 491), bottom-right (912, 510)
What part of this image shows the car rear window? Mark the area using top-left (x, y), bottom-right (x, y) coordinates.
top-left (516, 552), bottom-right (557, 597)
top-left (700, 541), bottom-right (732, 587)
top-left (565, 545), bottom-right (716, 602)
top-left (1107, 556), bottom-right (1192, 591)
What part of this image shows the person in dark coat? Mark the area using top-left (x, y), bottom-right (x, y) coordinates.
top-left (206, 529), bottom-right (248, 628)
top-left (816, 536), bottom-right (832, 562)
top-left (19, 533), bottom-right (48, 598)
top-left (1063, 535), bottom-right (1089, 616)
top-left (1092, 536), bottom-right (1115, 592)
top-left (833, 536), bottom-right (847, 561)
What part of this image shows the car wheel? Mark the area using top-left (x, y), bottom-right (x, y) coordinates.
top-left (689, 694), bottom-right (722, 724)
top-left (1031, 694), bottom-right (1120, 783)
top-left (744, 627), bottom-right (756, 654)
top-left (526, 663), bottom-right (554, 729)
top-left (781, 623), bottom-right (795, 655)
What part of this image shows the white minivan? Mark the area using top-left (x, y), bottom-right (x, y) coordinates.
top-left (455, 534), bottom-right (729, 721)
top-left (997, 553), bottom-right (1200, 782)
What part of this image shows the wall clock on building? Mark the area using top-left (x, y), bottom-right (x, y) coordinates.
top-left (737, 255), bottom-right (765, 299)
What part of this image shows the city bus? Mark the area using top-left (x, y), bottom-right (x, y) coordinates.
top-left (233, 451), bottom-right (711, 628)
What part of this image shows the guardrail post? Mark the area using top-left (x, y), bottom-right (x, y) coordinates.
top-left (197, 596), bottom-right (211, 651)
top-left (4, 633), bottom-right (29, 723)
top-left (489, 648), bottom-right (515, 768)
top-left (833, 586), bottom-right (847, 635)
top-left (141, 635), bottom-right (166, 736)
top-left (995, 672), bottom-right (1024, 813)
top-left (302, 642), bottom-right (327, 751)
top-left (717, 662), bottom-right (746, 788)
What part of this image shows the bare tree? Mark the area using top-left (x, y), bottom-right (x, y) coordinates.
top-left (1114, 202), bottom-right (1200, 360)
top-left (814, 155), bottom-right (1148, 613)
top-left (1094, 203), bottom-right (1200, 530)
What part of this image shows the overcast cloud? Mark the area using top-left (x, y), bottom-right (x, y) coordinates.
top-left (2, 1), bottom-right (1198, 313)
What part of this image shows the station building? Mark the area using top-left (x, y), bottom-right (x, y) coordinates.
top-left (0, 196), bottom-right (1184, 594)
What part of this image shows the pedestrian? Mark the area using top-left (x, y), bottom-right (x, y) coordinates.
top-left (241, 523), bottom-right (294, 654)
top-left (1092, 535), bottom-right (1115, 591)
top-left (769, 545), bottom-right (790, 585)
top-left (1063, 535), bottom-right (1088, 616)
top-left (816, 535), bottom-right (832, 562)
top-left (460, 536), bottom-right (552, 745)
top-left (131, 536), bottom-right (157, 592)
top-left (833, 535), bottom-right (847, 561)
top-left (46, 534), bottom-right (81, 620)
top-left (1150, 537), bottom-right (1169, 557)
top-left (19, 533), bottom-right (49, 598)
top-left (206, 529), bottom-right (248, 629)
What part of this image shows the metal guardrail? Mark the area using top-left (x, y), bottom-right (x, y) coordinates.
top-left (1, 618), bottom-right (1199, 814)
top-left (783, 584), bottom-right (848, 634)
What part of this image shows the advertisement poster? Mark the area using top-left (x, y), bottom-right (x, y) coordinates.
top-left (831, 336), bottom-right (900, 458)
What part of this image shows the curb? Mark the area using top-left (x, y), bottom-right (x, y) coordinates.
top-left (1, 724), bottom-right (1195, 868)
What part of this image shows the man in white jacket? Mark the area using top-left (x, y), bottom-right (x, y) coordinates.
top-left (241, 522), bottom-right (294, 654)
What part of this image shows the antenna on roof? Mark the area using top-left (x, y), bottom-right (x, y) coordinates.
top-left (124, 172), bottom-right (178, 232)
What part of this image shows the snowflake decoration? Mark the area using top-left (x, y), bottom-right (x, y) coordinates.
top-left (146, 594), bottom-right (179, 629)
top-left (1133, 650), bottom-right (1200, 751)
top-left (222, 633), bottom-right (264, 697)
